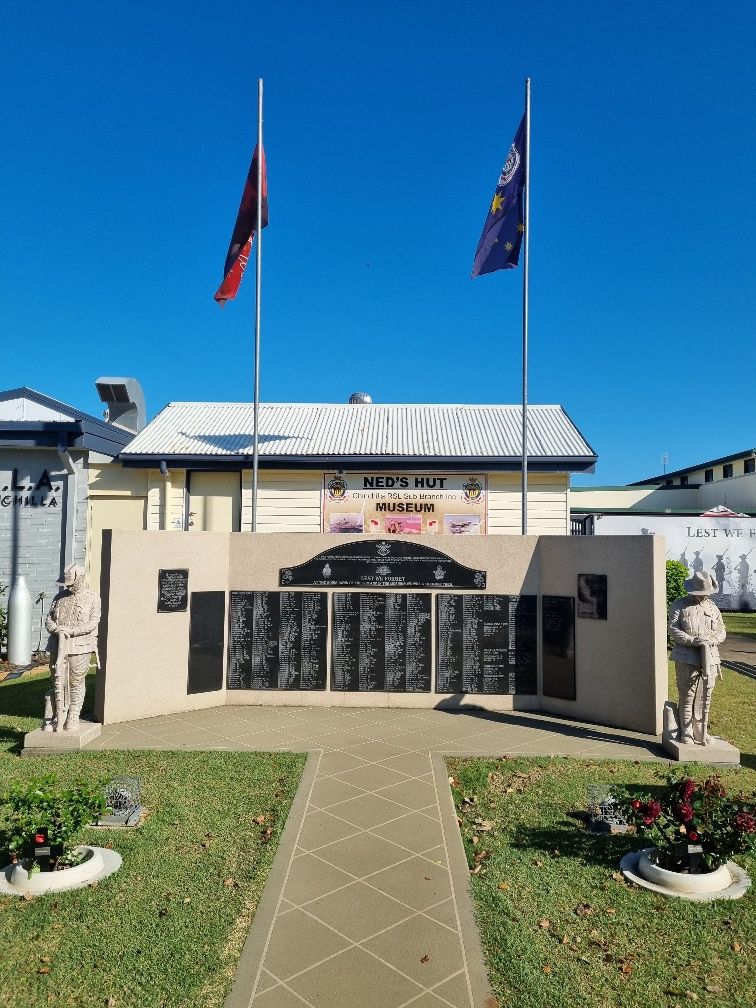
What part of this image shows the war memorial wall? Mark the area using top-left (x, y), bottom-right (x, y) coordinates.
top-left (95, 530), bottom-right (668, 735)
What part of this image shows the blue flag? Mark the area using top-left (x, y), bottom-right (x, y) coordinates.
top-left (471, 116), bottom-right (526, 278)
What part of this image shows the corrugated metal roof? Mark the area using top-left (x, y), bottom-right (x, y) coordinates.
top-left (121, 402), bottom-right (595, 463)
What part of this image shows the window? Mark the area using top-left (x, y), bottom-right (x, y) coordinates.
top-left (745, 458), bottom-right (755, 475)
top-left (704, 469), bottom-right (713, 482)
top-left (723, 463), bottom-right (733, 479)
top-left (679, 475), bottom-right (688, 486)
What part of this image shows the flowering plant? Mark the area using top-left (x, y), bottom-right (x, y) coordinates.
top-left (620, 775), bottom-right (756, 871)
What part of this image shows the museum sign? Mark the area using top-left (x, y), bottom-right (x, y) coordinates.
top-left (323, 472), bottom-right (487, 535)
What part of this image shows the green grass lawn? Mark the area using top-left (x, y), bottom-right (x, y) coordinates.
top-left (723, 611), bottom-right (756, 639)
top-left (448, 662), bottom-right (756, 1008)
top-left (0, 672), bottom-right (305, 1008)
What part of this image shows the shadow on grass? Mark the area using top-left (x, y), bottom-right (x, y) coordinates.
top-left (513, 820), bottom-right (633, 869)
top-left (0, 673), bottom-right (96, 755)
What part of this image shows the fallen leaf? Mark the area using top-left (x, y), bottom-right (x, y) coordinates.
top-left (106, 999), bottom-right (117, 1007)
top-left (705, 985), bottom-right (723, 993)
top-left (611, 871), bottom-right (625, 883)
top-left (497, 882), bottom-right (510, 892)
top-left (684, 993), bottom-right (698, 1001)
top-left (474, 850), bottom-right (490, 863)
top-left (425, 876), bottom-right (431, 881)
top-left (470, 864), bottom-right (482, 875)
top-left (254, 815), bottom-right (267, 824)
top-left (543, 965), bottom-right (552, 974)
top-left (534, 859), bottom-right (544, 867)
top-left (575, 903), bottom-right (594, 917)
top-left (484, 998), bottom-right (500, 1008)
top-left (183, 897), bottom-right (190, 904)
top-left (474, 819), bottom-right (495, 831)
top-left (223, 878), bottom-right (236, 887)
top-left (89, 880), bottom-right (99, 889)
top-left (38, 967), bottom-right (50, 974)
top-left (561, 935), bottom-right (570, 944)
top-left (605, 908), bottom-right (616, 916)
top-left (40, 957), bottom-right (51, 964)
top-left (538, 919), bottom-right (551, 930)
top-left (620, 963), bottom-right (633, 975)
top-left (732, 942), bottom-right (742, 952)
top-left (472, 835), bottom-right (480, 845)
top-left (420, 954), bottom-right (430, 964)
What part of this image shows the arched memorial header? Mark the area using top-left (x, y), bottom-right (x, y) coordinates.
top-left (279, 538), bottom-right (487, 589)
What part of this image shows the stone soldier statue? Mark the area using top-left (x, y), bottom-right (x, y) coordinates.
top-left (668, 570), bottom-right (726, 745)
top-left (43, 564), bottom-right (101, 733)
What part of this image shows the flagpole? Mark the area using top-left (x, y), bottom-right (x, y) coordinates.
top-left (521, 77), bottom-right (531, 536)
top-left (252, 78), bottom-right (263, 533)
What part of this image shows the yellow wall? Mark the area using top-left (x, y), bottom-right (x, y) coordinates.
top-left (488, 472), bottom-right (570, 534)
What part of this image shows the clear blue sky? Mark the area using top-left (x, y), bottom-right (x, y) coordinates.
top-left (3, 1), bottom-right (754, 485)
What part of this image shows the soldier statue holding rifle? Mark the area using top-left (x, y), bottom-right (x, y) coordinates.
top-left (668, 570), bottom-right (726, 745)
top-left (43, 564), bottom-right (100, 733)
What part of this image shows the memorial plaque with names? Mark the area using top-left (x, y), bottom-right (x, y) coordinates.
top-left (436, 594), bottom-right (537, 695)
top-left (542, 595), bottom-right (576, 700)
top-left (187, 591), bottom-right (225, 694)
top-left (227, 591), bottom-right (327, 690)
top-left (331, 592), bottom-right (432, 692)
top-left (158, 568), bottom-right (189, 612)
top-left (280, 539), bottom-right (486, 590)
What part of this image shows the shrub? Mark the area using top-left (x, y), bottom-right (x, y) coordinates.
top-left (620, 774), bottom-right (756, 871)
top-left (666, 559), bottom-right (688, 609)
top-left (0, 774), bottom-right (105, 865)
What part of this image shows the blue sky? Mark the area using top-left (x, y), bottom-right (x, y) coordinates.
top-left (3, 1), bottom-right (754, 485)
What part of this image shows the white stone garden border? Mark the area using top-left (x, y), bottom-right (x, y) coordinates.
top-left (621, 847), bottom-right (751, 902)
top-left (0, 845), bottom-right (122, 897)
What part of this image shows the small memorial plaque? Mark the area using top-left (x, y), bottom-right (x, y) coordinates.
top-left (187, 591), bottom-right (225, 694)
top-left (228, 591), bottom-right (327, 690)
top-left (280, 539), bottom-right (486, 589)
top-left (542, 595), bottom-right (576, 700)
top-left (436, 594), bottom-right (537, 695)
top-left (331, 592), bottom-right (432, 692)
top-left (577, 574), bottom-right (607, 619)
top-left (158, 568), bottom-right (189, 613)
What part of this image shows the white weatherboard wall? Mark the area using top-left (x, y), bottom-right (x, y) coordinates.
top-left (98, 531), bottom-right (666, 735)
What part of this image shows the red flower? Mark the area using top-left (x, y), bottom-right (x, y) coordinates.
top-left (631, 800), bottom-right (642, 809)
top-left (679, 778), bottom-right (696, 801)
top-left (687, 831), bottom-right (699, 841)
top-left (676, 803), bottom-right (694, 823)
top-left (640, 800), bottom-right (662, 825)
top-left (734, 813), bottom-right (756, 834)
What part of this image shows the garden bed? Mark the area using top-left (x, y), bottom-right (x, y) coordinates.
top-left (0, 673), bottom-right (305, 1008)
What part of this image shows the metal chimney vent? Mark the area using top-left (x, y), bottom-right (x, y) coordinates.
top-left (95, 377), bottom-right (147, 433)
top-left (348, 392), bottom-right (373, 404)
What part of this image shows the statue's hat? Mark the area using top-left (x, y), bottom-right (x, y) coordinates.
top-left (684, 570), bottom-right (718, 596)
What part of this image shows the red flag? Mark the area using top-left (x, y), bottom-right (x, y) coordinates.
top-left (214, 144), bottom-right (268, 305)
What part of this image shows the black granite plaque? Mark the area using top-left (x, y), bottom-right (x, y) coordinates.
top-left (331, 592), bottom-right (432, 692)
top-left (158, 568), bottom-right (189, 612)
top-left (280, 539), bottom-right (486, 589)
top-left (436, 594), bottom-right (537, 695)
top-left (187, 591), bottom-right (225, 694)
top-left (542, 595), bottom-right (576, 700)
top-left (227, 591), bottom-right (327, 690)
top-left (577, 574), bottom-right (607, 620)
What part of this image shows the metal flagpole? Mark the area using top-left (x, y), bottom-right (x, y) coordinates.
top-left (252, 78), bottom-right (263, 533)
top-left (521, 77), bottom-right (531, 535)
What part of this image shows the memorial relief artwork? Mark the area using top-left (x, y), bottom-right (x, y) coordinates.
top-left (43, 564), bottom-right (100, 732)
top-left (279, 539), bottom-right (486, 589)
top-left (667, 570), bottom-right (727, 746)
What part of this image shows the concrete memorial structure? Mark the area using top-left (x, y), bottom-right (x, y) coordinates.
top-left (95, 530), bottom-right (668, 736)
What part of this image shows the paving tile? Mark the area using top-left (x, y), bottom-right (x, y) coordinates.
top-left (254, 969), bottom-right (279, 995)
top-left (421, 846), bottom-right (447, 867)
top-left (304, 881), bottom-right (411, 941)
top-left (394, 993), bottom-right (450, 1008)
top-left (316, 832), bottom-right (411, 878)
top-left (262, 908), bottom-right (350, 981)
top-left (282, 853), bottom-right (355, 905)
top-left (363, 914), bottom-right (465, 988)
top-left (325, 793), bottom-right (414, 830)
top-left (422, 899), bottom-right (457, 931)
top-left (287, 946), bottom-right (424, 1008)
top-left (297, 810), bottom-right (360, 851)
top-left (375, 778), bottom-right (438, 811)
top-left (333, 763), bottom-right (413, 792)
top-left (377, 754), bottom-right (435, 777)
top-left (369, 857), bottom-right (452, 911)
top-left (341, 741), bottom-right (413, 762)
top-left (309, 777), bottom-right (365, 809)
top-left (252, 982), bottom-right (315, 1006)
top-left (337, 721), bottom-right (414, 740)
top-left (371, 812), bottom-right (444, 854)
top-left (431, 970), bottom-right (473, 1007)
top-left (317, 752), bottom-right (372, 776)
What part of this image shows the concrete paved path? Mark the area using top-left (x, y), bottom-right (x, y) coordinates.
top-left (88, 706), bottom-right (664, 1008)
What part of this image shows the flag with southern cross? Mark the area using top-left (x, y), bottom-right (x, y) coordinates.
top-left (214, 144), bottom-right (269, 305)
top-left (471, 116), bottom-right (526, 278)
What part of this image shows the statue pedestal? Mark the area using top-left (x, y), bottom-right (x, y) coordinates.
top-left (662, 701), bottom-right (740, 766)
top-left (22, 721), bottom-right (101, 756)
